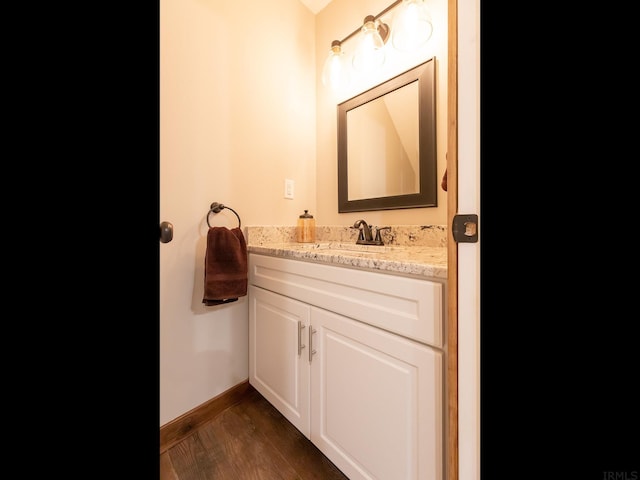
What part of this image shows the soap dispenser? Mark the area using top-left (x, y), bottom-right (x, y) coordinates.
top-left (296, 210), bottom-right (316, 243)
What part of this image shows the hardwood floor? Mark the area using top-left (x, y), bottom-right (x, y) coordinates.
top-left (160, 385), bottom-right (349, 480)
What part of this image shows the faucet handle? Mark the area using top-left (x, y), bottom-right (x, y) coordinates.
top-left (374, 226), bottom-right (391, 244)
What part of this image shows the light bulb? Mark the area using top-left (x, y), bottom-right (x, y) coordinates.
top-left (322, 40), bottom-right (351, 90)
top-left (391, 0), bottom-right (433, 52)
top-left (352, 15), bottom-right (386, 73)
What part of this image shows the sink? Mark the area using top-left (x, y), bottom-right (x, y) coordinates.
top-left (319, 248), bottom-right (382, 257)
top-left (311, 242), bottom-right (402, 258)
top-left (311, 242), bottom-right (390, 252)
top-left (266, 242), bottom-right (404, 258)
top-left (326, 242), bottom-right (394, 252)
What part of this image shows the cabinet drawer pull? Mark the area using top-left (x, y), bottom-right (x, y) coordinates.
top-left (309, 326), bottom-right (317, 363)
top-left (298, 321), bottom-right (306, 356)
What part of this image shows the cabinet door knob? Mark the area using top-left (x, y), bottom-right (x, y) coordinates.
top-left (159, 221), bottom-right (173, 243)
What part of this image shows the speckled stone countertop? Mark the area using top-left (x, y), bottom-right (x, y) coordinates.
top-left (245, 225), bottom-right (448, 280)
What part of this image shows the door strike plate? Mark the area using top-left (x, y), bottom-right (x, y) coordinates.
top-left (452, 214), bottom-right (478, 243)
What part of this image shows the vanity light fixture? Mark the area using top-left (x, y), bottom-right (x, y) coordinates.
top-left (391, 0), bottom-right (433, 52)
top-left (321, 40), bottom-right (351, 90)
top-left (351, 15), bottom-right (389, 73)
top-left (321, 0), bottom-right (435, 90)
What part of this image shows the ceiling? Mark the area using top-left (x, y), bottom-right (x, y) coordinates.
top-left (299, 0), bottom-right (333, 14)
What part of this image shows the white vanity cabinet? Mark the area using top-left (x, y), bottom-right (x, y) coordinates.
top-left (248, 253), bottom-right (445, 480)
top-left (248, 285), bottom-right (311, 437)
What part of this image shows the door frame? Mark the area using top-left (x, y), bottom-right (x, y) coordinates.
top-left (447, 0), bottom-right (480, 479)
top-left (446, 0), bottom-right (459, 475)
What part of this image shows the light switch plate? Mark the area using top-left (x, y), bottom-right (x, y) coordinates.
top-left (284, 179), bottom-right (294, 199)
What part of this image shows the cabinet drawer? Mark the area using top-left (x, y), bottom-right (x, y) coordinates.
top-left (249, 254), bottom-right (444, 348)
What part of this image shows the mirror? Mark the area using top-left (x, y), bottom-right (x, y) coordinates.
top-left (338, 58), bottom-right (437, 212)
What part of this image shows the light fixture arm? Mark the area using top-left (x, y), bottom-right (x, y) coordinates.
top-left (322, 0), bottom-right (431, 89)
top-left (337, 0), bottom-right (402, 45)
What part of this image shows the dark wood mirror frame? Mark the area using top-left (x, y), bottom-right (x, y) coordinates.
top-left (337, 57), bottom-right (437, 213)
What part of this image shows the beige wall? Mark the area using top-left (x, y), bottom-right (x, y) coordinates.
top-left (160, 0), bottom-right (447, 426)
top-left (160, 0), bottom-right (317, 426)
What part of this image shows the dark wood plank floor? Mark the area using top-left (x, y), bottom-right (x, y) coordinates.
top-left (160, 386), bottom-right (349, 480)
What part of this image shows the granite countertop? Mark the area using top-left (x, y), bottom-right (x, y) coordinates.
top-left (248, 241), bottom-right (448, 280)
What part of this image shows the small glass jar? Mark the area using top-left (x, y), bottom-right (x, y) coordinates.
top-left (296, 210), bottom-right (316, 243)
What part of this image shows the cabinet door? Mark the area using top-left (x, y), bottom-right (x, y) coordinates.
top-left (310, 306), bottom-right (443, 480)
top-left (249, 285), bottom-right (311, 437)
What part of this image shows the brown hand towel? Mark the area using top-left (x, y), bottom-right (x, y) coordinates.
top-left (202, 227), bottom-right (248, 306)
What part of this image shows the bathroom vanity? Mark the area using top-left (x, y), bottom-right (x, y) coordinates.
top-left (248, 240), bottom-right (446, 480)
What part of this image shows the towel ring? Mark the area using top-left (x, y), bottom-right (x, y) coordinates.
top-left (207, 202), bottom-right (241, 228)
